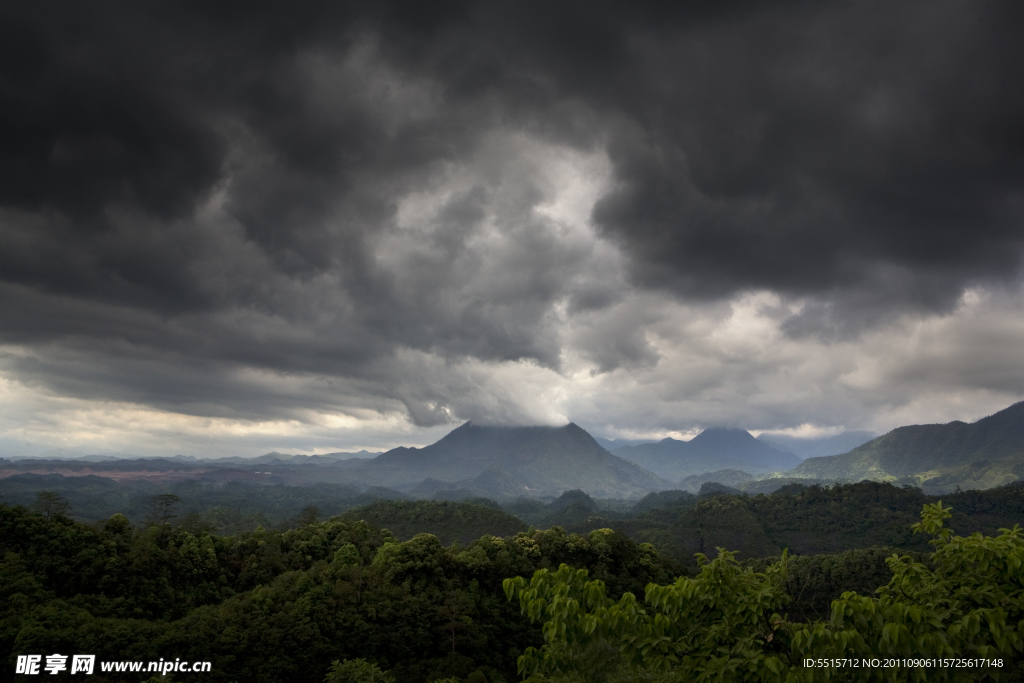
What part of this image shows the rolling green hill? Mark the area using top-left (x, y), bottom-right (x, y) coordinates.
top-left (340, 499), bottom-right (528, 545)
top-left (788, 401), bottom-right (1024, 492)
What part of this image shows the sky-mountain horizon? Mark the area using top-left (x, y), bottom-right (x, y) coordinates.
top-left (0, 2), bottom-right (1022, 457)
top-left (337, 421), bottom-right (673, 498)
top-left (610, 428), bottom-right (802, 482)
top-left (6, 400), bottom-right (1024, 498)
top-left (0, 424), bottom-right (894, 464)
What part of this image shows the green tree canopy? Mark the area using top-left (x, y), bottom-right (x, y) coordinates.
top-left (324, 658), bottom-right (395, 683)
top-left (145, 493), bottom-right (182, 526)
top-left (505, 502), bottom-right (1024, 682)
top-left (30, 491), bottom-right (71, 519)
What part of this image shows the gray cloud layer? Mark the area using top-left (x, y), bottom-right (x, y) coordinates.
top-left (0, 1), bottom-right (1022, 446)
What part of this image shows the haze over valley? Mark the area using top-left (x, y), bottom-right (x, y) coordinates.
top-left (5, 402), bottom-right (1024, 514)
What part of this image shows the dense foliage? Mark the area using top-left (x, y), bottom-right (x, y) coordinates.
top-left (594, 481), bottom-right (1024, 561)
top-left (745, 547), bottom-right (928, 623)
top-left (2, 503), bottom-right (676, 682)
top-left (340, 501), bottom-right (528, 546)
top-left (3, 481), bottom-right (1024, 681)
top-left (504, 502), bottom-right (1024, 682)
top-left (0, 475), bottom-right (403, 532)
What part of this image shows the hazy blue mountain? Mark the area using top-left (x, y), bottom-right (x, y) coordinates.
top-left (613, 428), bottom-right (801, 481)
top-left (250, 452), bottom-right (299, 464)
top-left (756, 431), bottom-right (876, 460)
top-left (545, 489), bottom-right (598, 512)
top-left (593, 436), bottom-right (656, 451)
top-left (409, 467), bottom-right (527, 501)
top-left (7, 450), bottom-right (138, 462)
top-left (351, 422), bottom-right (672, 498)
top-left (679, 468), bottom-right (754, 493)
top-left (246, 450), bottom-right (380, 464)
top-left (320, 450), bottom-right (381, 460)
top-left (788, 401), bottom-right (1024, 492)
top-left (64, 454), bottom-right (127, 462)
top-left (630, 489), bottom-right (695, 515)
top-left (467, 467), bottom-right (531, 500)
top-left (697, 481), bottom-right (744, 497)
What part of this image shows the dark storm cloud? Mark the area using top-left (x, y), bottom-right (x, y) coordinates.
top-left (587, 1), bottom-right (1024, 324)
top-left (5, 0), bottom-right (1020, 297)
top-left (1, 0), bottom-right (1022, 426)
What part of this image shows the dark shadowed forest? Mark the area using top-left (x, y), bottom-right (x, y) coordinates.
top-left (4, 481), bottom-right (1024, 681)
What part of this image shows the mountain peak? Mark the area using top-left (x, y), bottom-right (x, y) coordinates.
top-left (691, 427), bottom-right (757, 443)
top-left (362, 421), bottom-right (668, 497)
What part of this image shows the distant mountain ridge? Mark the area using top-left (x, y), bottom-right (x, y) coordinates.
top-left (11, 403), bottom-right (1024, 498)
top-left (679, 469), bottom-right (753, 493)
top-left (593, 436), bottom-right (656, 451)
top-left (612, 428), bottom-right (801, 482)
top-left (788, 402), bottom-right (1024, 492)
top-left (2, 450), bottom-right (382, 464)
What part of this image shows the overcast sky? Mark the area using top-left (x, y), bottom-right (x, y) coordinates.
top-left (1, 1), bottom-right (1023, 457)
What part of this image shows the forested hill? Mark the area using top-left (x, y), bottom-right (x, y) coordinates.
top-left (789, 401), bottom-right (1024, 491)
top-left (572, 480), bottom-right (1024, 562)
top-left (349, 422), bottom-right (670, 497)
top-left (612, 428), bottom-right (801, 481)
top-left (0, 502), bottom-right (677, 682)
top-left (340, 500), bottom-right (528, 545)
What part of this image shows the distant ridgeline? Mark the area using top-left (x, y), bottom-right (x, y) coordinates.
top-left (3, 401), bottom-right (1024, 509)
top-left (0, 423), bottom-right (675, 501)
top-left (608, 428), bottom-right (801, 481)
top-left (789, 400), bottom-right (1024, 493)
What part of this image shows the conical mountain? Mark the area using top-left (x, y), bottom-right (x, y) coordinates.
top-left (788, 401), bottom-right (1024, 492)
top-left (612, 428), bottom-right (800, 481)
top-left (353, 422), bottom-right (671, 497)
